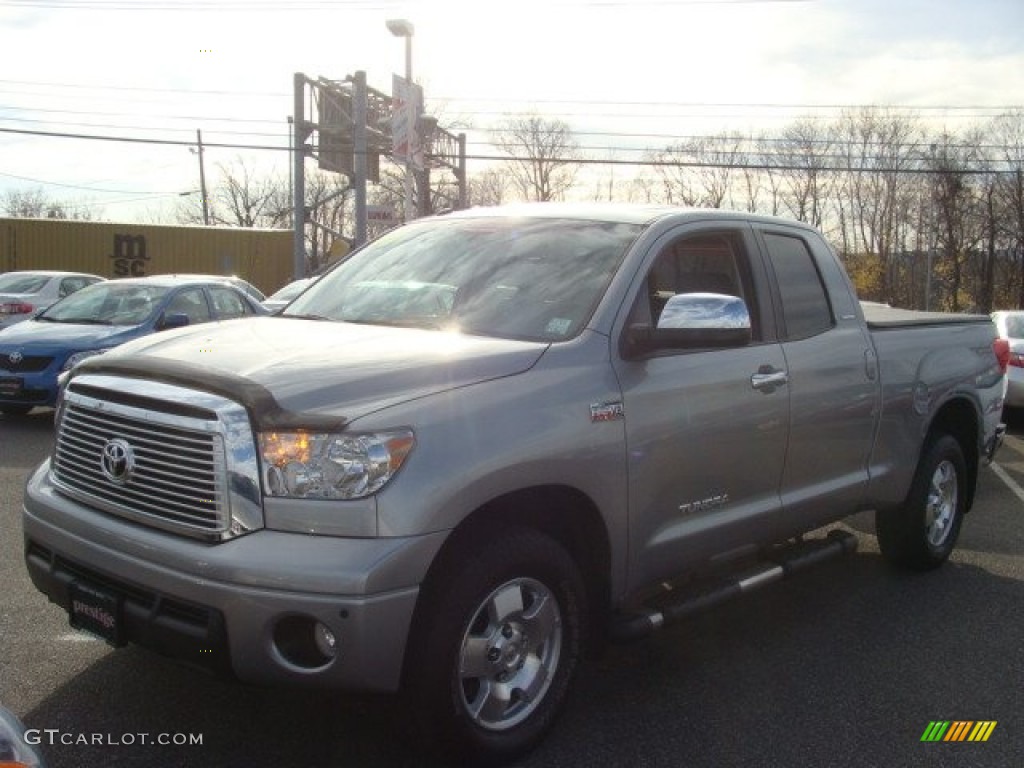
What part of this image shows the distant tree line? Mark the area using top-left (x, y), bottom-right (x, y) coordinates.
top-left (5, 107), bottom-right (1022, 311)
top-left (2, 188), bottom-right (98, 221)
top-left (631, 107), bottom-right (1024, 313)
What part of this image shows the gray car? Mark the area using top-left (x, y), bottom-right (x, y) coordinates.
top-left (261, 277), bottom-right (315, 312)
top-left (992, 310), bottom-right (1024, 407)
top-left (0, 270), bottom-right (105, 330)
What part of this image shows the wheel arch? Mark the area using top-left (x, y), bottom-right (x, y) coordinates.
top-left (925, 396), bottom-right (980, 512)
top-left (401, 485), bottom-right (612, 685)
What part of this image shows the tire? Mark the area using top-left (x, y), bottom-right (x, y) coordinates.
top-left (0, 405), bottom-right (32, 417)
top-left (876, 434), bottom-right (967, 570)
top-left (404, 526), bottom-right (586, 765)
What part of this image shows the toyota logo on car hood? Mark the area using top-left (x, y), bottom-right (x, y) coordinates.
top-left (100, 438), bottom-right (136, 485)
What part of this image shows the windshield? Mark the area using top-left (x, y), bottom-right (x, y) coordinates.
top-left (0, 273), bottom-right (50, 293)
top-left (268, 278), bottom-right (312, 303)
top-left (39, 283), bottom-right (169, 326)
top-left (284, 217), bottom-right (641, 341)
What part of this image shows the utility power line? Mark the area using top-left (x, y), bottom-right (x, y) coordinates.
top-left (2, 79), bottom-right (1020, 115)
top-left (0, 171), bottom-right (160, 194)
top-left (4, 111), bottom-right (1023, 154)
top-left (0, 125), bottom-right (1015, 175)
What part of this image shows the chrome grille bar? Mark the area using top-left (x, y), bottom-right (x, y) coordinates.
top-left (51, 373), bottom-right (264, 541)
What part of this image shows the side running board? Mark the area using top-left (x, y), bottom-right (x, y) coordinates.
top-left (609, 529), bottom-right (858, 642)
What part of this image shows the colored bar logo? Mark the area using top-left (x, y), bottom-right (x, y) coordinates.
top-left (921, 721), bottom-right (997, 742)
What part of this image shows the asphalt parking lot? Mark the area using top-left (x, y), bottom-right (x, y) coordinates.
top-left (2, 408), bottom-right (1023, 767)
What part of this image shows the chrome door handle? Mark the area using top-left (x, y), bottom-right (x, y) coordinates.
top-left (750, 368), bottom-right (789, 392)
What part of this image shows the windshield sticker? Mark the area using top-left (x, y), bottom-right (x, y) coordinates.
top-left (546, 317), bottom-right (572, 336)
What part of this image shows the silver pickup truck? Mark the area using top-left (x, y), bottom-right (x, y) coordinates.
top-left (23, 205), bottom-right (1007, 763)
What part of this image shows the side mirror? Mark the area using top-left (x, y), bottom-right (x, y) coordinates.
top-left (159, 312), bottom-right (190, 331)
top-left (624, 292), bottom-right (752, 358)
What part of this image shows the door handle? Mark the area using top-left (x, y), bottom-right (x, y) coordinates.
top-left (750, 366), bottom-right (789, 393)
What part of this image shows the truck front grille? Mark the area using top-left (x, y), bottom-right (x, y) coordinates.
top-left (51, 373), bottom-right (263, 541)
top-left (54, 404), bottom-right (227, 534)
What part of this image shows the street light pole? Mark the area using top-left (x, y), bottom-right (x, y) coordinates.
top-left (386, 18), bottom-right (415, 223)
top-left (195, 129), bottom-right (210, 225)
top-left (287, 116), bottom-right (294, 228)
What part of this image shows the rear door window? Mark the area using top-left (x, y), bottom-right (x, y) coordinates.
top-left (762, 233), bottom-right (833, 340)
top-left (208, 286), bottom-right (249, 319)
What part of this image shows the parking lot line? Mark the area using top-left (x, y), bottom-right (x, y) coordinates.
top-left (989, 462), bottom-right (1024, 506)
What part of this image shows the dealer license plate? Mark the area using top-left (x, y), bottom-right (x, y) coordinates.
top-left (69, 581), bottom-right (124, 646)
top-left (0, 376), bottom-right (23, 397)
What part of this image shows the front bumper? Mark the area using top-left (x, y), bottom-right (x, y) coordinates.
top-left (0, 369), bottom-right (58, 408)
top-left (23, 461), bottom-right (446, 692)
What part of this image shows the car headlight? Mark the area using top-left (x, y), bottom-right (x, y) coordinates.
top-left (259, 429), bottom-right (415, 499)
top-left (61, 349), bottom-right (107, 373)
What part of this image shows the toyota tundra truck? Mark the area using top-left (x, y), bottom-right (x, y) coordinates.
top-left (22, 205), bottom-right (1008, 763)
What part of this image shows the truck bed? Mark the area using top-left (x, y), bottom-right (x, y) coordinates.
top-left (861, 302), bottom-right (992, 329)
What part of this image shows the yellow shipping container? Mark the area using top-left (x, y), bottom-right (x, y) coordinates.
top-left (0, 218), bottom-right (294, 296)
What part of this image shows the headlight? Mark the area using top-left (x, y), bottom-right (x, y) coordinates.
top-left (61, 349), bottom-right (107, 373)
top-left (259, 429), bottom-right (415, 499)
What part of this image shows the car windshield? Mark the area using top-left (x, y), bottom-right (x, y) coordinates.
top-left (230, 278), bottom-right (265, 302)
top-left (284, 217), bottom-right (641, 341)
top-left (38, 283), bottom-right (169, 326)
top-left (267, 279), bottom-right (311, 303)
top-left (0, 273), bottom-right (50, 293)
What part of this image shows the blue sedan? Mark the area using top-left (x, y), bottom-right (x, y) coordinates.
top-left (0, 275), bottom-right (267, 416)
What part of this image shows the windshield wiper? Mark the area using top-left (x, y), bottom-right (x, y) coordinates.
top-left (55, 318), bottom-right (112, 325)
top-left (283, 313), bottom-right (332, 321)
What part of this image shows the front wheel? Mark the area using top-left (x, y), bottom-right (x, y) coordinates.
top-left (404, 526), bottom-right (586, 764)
top-left (876, 434), bottom-right (967, 570)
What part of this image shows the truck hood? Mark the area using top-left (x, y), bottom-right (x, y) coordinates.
top-left (0, 319), bottom-right (141, 349)
top-left (75, 317), bottom-right (549, 430)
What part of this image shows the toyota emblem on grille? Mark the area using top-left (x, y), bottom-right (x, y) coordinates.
top-left (100, 438), bottom-right (136, 485)
top-left (7, 350), bottom-right (23, 365)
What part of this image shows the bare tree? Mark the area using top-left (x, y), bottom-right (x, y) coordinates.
top-left (213, 158), bottom-right (280, 228)
top-left (494, 115), bottom-right (580, 202)
top-left (774, 119), bottom-right (837, 230)
top-left (755, 136), bottom-right (786, 217)
top-left (990, 110), bottom-right (1024, 308)
top-left (927, 130), bottom-right (985, 312)
top-left (647, 143), bottom-right (702, 206)
top-left (303, 170), bottom-right (353, 271)
top-left (468, 167), bottom-right (509, 207)
top-left (647, 132), bottom-right (755, 210)
top-left (3, 188), bottom-right (99, 220)
top-left (688, 133), bottom-right (748, 209)
top-left (835, 107), bottom-right (924, 304)
top-left (736, 132), bottom-right (768, 213)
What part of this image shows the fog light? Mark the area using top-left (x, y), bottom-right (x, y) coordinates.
top-left (273, 616), bottom-right (337, 668)
top-left (314, 622), bottom-right (337, 659)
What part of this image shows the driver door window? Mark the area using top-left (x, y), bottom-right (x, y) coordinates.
top-left (634, 231), bottom-right (760, 342)
top-left (165, 288), bottom-right (211, 324)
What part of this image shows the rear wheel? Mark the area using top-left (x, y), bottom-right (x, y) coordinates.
top-left (404, 526), bottom-right (586, 764)
top-left (876, 434), bottom-right (967, 570)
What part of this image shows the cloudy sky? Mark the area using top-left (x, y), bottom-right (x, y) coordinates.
top-left (0, 0), bottom-right (1021, 221)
